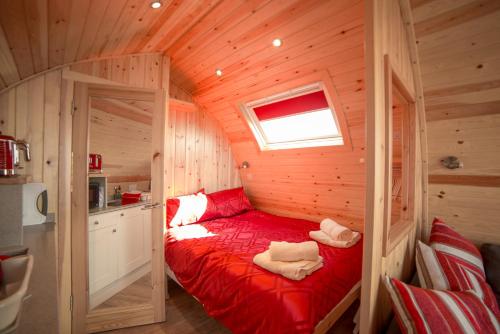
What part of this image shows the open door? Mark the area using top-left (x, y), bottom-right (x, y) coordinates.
top-left (71, 82), bottom-right (167, 333)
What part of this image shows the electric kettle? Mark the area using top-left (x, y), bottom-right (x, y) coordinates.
top-left (0, 135), bottom-right (31, 176)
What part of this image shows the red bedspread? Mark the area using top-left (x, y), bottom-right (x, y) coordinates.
top-left (165, 210), bottom-right (363, 334)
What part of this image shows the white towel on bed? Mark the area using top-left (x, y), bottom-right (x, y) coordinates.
top-left (309, 230), bottom-right (361, 248)
top-left (253, 250), bottom-right (323, 280)
top-left (269, 241), bottom-right (319, 262)
top-left (320, 218), bottom-right (354, 241)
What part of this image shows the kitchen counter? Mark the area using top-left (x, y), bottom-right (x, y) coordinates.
top-left (89, 200), bottom-right (151, 216)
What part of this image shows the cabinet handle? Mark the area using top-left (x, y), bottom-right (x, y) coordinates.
top-left (120, 213), bottom-right (124, 217)
top-left (94, 221), bottom-right (99, 225)
top-left (112, 229), bottom-right (117, 233)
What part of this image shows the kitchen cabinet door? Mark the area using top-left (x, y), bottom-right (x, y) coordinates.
top-left (88, 224), bottom-right (119, 294)
top-left (117, 207), bottom-right (149, 277)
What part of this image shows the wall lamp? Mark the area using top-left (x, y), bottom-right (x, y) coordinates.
top-left (239, 161), bottom-right (250, 169)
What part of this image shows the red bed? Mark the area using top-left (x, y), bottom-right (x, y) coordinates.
top-left (165, 209), bottom-right (363, 334)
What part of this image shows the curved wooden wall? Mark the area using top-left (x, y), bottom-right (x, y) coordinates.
top-left (412, 0), bottom-right (500, 245)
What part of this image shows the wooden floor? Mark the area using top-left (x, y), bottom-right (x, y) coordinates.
top-left (105, 279), bottom-right (357, 334)
top-left (93, 273), bottom-right (153, 311)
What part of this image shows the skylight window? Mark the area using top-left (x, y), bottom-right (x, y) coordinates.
top-left (241, 83), bottom-right (344, 150)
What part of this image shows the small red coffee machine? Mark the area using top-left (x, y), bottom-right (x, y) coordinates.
top-left (0, 135), bottom-right (31, 176)
top-left (88, 153), bottom-right (102, 173)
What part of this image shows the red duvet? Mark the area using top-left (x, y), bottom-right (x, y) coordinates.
top-left (165, 210), bottom-right (363, 334)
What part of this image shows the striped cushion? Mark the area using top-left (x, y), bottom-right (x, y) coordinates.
top-left (416, 241), bottom-right (500, 315)
top-left (384, 276), bottom-right (500, 334)
top-left (430, 218), bottom-right (485, 276)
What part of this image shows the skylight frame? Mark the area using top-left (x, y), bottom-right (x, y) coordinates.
top-left (240, 82), bottom-right (344, 151)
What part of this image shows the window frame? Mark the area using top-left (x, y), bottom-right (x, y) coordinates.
top-left (240, 82), bottom-right (345, 151)
top-left (382, 55), bottom-right (417, 256)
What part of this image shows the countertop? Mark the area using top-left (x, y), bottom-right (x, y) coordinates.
top-left (89, 200), bottom-right (151, 216)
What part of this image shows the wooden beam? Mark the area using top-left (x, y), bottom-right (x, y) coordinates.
top-left (91, 98), bottom-right (152, 124)
top-left (415, 0), bottom-right (500, 37)
top-left (170, 98), bottom-right (197, 113)
top-left (429, 174), bottom-right (500, 187)
top-left (424, 79), bottom-right (500, 98)
top-left (426, 101), bottom-right (500, 121)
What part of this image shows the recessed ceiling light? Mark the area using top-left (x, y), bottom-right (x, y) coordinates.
top-left (215, 69), bottom-right (223, 77)
top-left (150, 1), bottom-right (162, 9)
top-left (272, 38), bottom-right (282, 47)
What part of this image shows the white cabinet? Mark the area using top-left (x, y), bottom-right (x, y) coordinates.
top-left (88, 205), bottom-right (152, 299)
top-left (117, 206), bottom-right (152, 277)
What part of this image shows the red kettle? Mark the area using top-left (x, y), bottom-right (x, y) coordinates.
top-left (0, 135), bottom-right (31, 176)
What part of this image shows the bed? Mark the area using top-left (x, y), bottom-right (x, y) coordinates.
top-left (164, 209), bottom-right (363, 334)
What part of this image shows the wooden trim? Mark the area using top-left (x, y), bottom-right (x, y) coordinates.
top-left (170, 98), bottom-right (197, 113)
top-left (0, 52), bottom-right (162, 96)
top-left (426, 101), bottom-right (500, 121)
top-left (86, 304), bottom-right (155, 333)
top-left (107, 175), bottom-right (151, 183)
top-left (313, 282), bottom-right (361, 334)
top-left (88, 85), bottom-right (156, 102)
top-left (57, 78), bottom-right (74, 334)
top-left (429, 175), bottom-right (500, 187)
top-left (0, 175), bottom-right (32, 184)
top-left (424, 79), bottom-right (500, 98)
top-left (71, 82), bottom-right (90, 334)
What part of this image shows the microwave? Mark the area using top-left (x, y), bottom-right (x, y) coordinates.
top-left (89, 182), bottom-right (104, 209)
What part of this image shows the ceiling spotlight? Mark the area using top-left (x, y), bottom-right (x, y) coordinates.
top-left (150, 1), bottom-right (162, 9)
top-left (215, 69), bottom-right (223, 77)
top-left (272, 38), bottom-right (282, 47)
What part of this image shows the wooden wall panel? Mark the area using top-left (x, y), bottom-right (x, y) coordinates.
top-left (193, 0), bottom-right (367, 230)
top-left (412, 0), bottom-right (500, 244)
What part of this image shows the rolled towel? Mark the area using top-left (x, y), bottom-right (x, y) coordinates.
top-left (269, 241), bottom-right (319, 262)
top-left (253, 250), bottom-right (323, 281)
top-left (309, 230), bottom-right (361, 248)
top-left (320, 218), bottom-right (354, 241)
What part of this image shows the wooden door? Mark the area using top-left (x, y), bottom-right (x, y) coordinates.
top-left (71, 82), bottom-right (167, 333)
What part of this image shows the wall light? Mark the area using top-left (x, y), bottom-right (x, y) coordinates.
top-left (272, 38), bottom-right (283, 47)
top-left (150, 1), bottom-right (162, 9)
top-left (215, 69), bottom-right (223, 77)
top-left (239, 161), bottom-right (250, 169)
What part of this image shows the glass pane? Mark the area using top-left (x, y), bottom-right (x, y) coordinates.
top-left (87, 96), bottom-right (154, 313)
top-left (260, 109), bottom-right (339, 143)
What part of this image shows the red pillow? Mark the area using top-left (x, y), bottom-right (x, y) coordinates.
top-left (166, 188), bottom-right (204, 227)
top-left (384, 276), bottom-right (500, 334)
top-left (199, 187), bottom-right (253, 222)
top-left (430, 217), bottom-right (485, 276)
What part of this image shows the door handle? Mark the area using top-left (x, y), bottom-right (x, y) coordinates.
top-left (141, 202), bottom-right (162, 210)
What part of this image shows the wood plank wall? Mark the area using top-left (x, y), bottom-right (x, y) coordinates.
top-left (193, 0), bottom-right (367, 231)
top-left (412, 0), bottom-right (500, 245)
top-left (360, 0), bottom-right (426, 332)
top-left (0, 53), bottom-right (240, 216)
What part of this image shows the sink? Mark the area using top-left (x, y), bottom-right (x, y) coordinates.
top-left (107, 200), bottom-right (122, 207)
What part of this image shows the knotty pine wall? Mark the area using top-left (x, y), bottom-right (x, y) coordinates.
top-left (361, 0), bottom-right (427, 331)
top-left (0, 54), bottom-right (241, 217)
top-left (412, 0), bottom-right (500, 246)
top-left (194, 1), bottom-right (367, 232)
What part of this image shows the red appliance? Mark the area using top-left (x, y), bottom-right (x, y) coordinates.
top-left (88, 154), bottom-right (102, 173)
top-left (0, 135), bottom-right (31, 176)
top-left (121, 192), bottom-right (141, 205)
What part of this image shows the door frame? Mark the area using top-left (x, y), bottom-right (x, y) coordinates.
top-left (70, 80), bottom-right (168, 333)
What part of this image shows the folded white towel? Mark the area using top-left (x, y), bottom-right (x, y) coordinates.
top-left (320, 218), bottom-right (354, 241)
top-left (309, 230), bottom-right (361, 248)
top-left (269, 241), bottom-right (319, 262)
top-left (253, 250), bottom-right (323, 280)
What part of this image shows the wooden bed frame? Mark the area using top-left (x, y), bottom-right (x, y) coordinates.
top-left (164, 265), bottom-right (360, 333)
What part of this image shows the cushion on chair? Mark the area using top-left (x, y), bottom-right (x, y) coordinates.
top-left (384, 276), bottom-right (500, 334)
top-left (429, 217), bottom-right (485, 276)
top-left (416, 240), bottom-right (500, 315)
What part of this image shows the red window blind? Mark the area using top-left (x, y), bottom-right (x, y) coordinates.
top-left (253, 91), bottom-right (329, 121)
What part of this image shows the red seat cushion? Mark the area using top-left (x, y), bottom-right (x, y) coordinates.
top-left (416, 240), bottom-right (500, 315)
top-left (198, 187), bottom-right (253, 222)
top-left (384, 276), bottom-right (500, 334)
top-left (429, 217), bottom-right (484, 276)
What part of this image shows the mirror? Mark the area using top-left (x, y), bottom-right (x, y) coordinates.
top-left (87, 96), bottom-right (154, 318)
